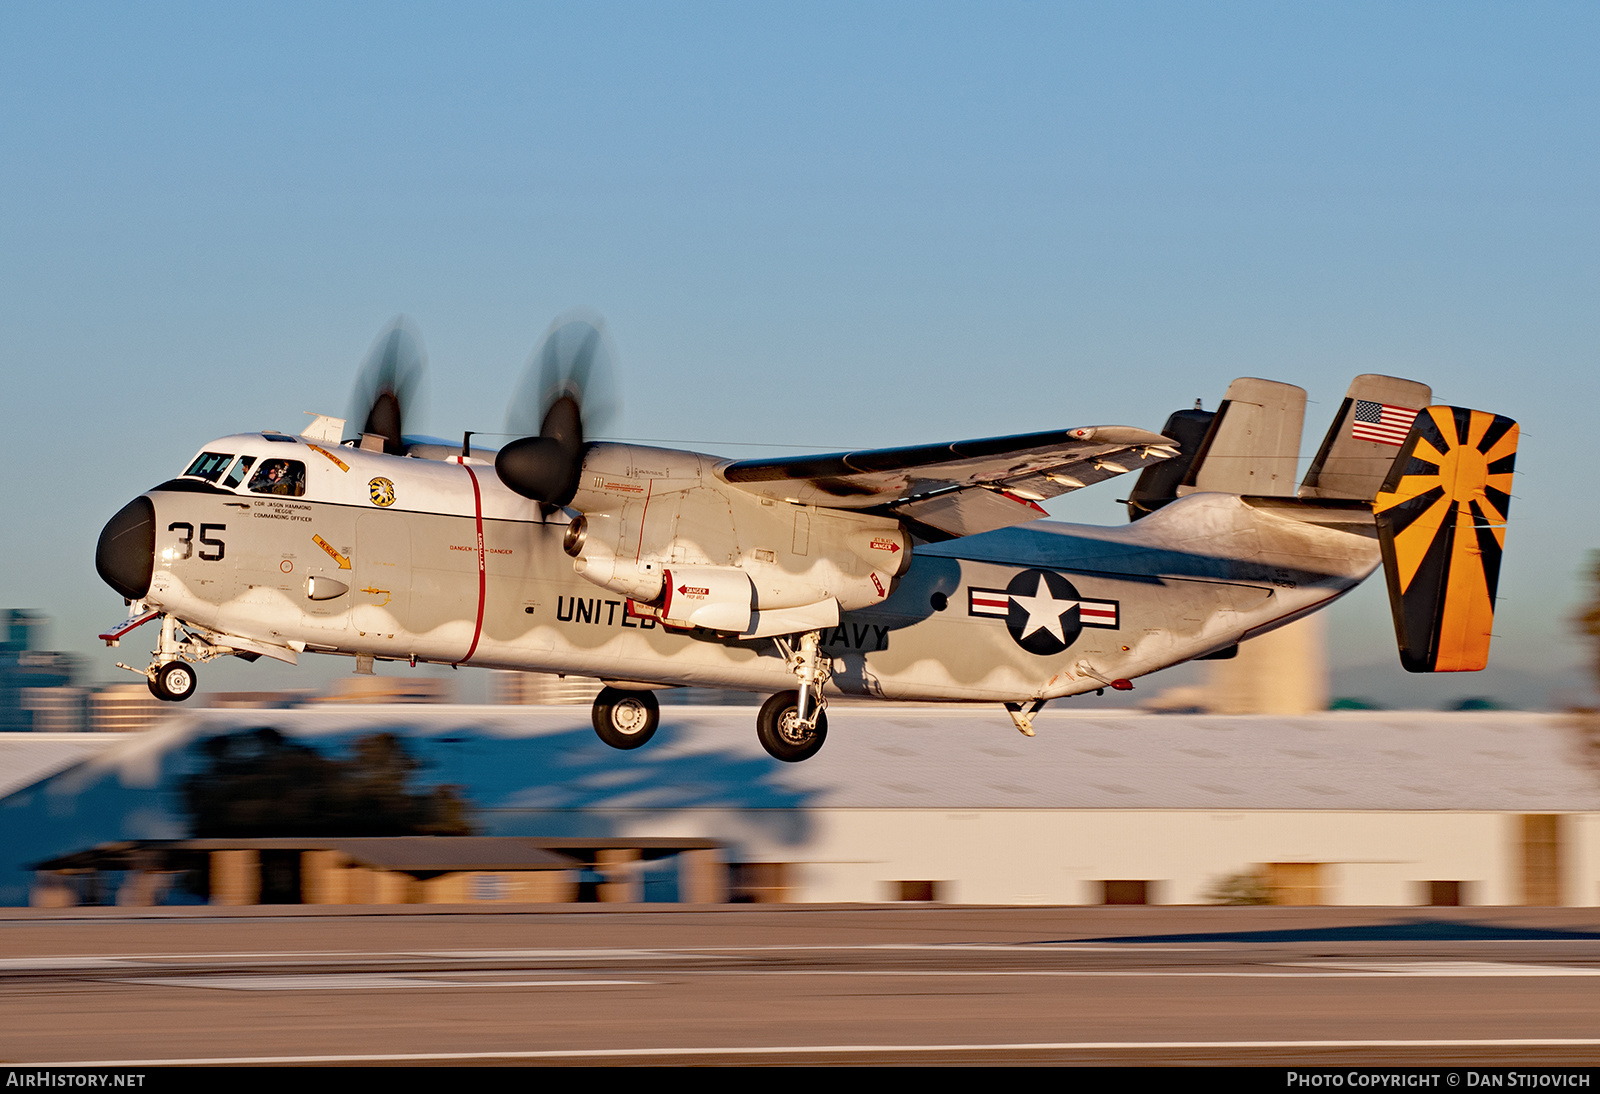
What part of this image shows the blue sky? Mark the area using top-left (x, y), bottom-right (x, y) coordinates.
top-left (2, 3), bottom-right (1595, 704)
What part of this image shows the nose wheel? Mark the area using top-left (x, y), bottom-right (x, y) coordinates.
top-left (591, 686), bottom-right (660, 750)
top-left (148, 660), bottom-right (198, 702)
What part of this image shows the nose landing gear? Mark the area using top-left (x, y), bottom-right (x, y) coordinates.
top-left (113, 611), bottom-right (209, 703)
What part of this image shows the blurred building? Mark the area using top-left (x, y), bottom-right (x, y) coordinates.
top-left (205, 691), bottom-right (312, 710)
top-left (0, 610), bottom-right (84, 731)
top-left (490, 671), bottom-right (757, 706)
top-left (20, 687), bottom-right (89, 732)
top-left (0, 609), bottom-right (178, 733)
top-left (491, 670), bottom-right (602, 705)
top-left (1142, 614), bottom-right (1332, 715)
top-left (32, 837), bottom-right (726, 908)
top-left (86, 683), bottom-right (174, 732)
top-left (311, 677), bottom-right (455, 704)
top-left (7, 705), bottom-right (1600, 908)
top-left (1204, 615), bottom-right (1329, 715)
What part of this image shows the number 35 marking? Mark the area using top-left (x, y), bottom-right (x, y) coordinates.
top-left (168, 522), bottom-right (226, 562)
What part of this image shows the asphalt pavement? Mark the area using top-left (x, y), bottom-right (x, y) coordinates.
top-left (5, 904), bottom-right (1600, 1066)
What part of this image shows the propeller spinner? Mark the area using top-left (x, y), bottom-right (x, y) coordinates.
top-left (495, 311), bottom-right (620, 509)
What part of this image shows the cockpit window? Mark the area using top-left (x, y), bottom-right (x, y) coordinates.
top-left (184, 452), bottom-right (235, 482)
top-left (247, 458), bottom-right (306, 497)
top-left (222, 455), bottom-right (256, 489)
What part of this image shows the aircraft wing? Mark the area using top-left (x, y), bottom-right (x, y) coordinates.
top-left (718, 425), bottom-right (1177, 537)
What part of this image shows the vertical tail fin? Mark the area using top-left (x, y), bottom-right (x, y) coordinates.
top-left (1125, 405), bottom-right (1214, 520)
top-left (1374, 406), bottom-right (1518, 672)
top-left (1299, 375), bottom-right (1432, 501)
top-left (1177, 378), bottom-right (1306, 496)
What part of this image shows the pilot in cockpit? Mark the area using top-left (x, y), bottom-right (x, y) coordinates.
top-left (249, 459), bottom-right (305, 497)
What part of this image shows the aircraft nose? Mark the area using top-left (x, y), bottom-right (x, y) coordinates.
top-left (96, 496), bottom-right (155, 600)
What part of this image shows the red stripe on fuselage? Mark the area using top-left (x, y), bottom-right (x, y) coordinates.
top-left (456, 462), bottom-right (487, 665)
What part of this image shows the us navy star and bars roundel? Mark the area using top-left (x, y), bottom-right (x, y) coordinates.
top-left (967, 568), bottom-right (1119, 655)
top-left (1373, 406), bottom-right (1518, 673)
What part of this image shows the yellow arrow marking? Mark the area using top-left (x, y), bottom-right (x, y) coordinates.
top-left (306, 444), bottom-right (350, 472)
top-left (360, 586), bottom-right (391, 607)
top-left (312, 534), bottom-right (351, 570)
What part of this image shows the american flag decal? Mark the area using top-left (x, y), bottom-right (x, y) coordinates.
top-left (1351, 400), bottom-right (1418, 447)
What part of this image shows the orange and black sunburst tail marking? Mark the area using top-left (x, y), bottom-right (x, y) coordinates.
top-left (1373, 406), bottom-right (1518, 672)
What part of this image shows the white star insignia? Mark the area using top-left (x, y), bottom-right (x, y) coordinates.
top-left (1007, 573), bottom-right (1075, 642)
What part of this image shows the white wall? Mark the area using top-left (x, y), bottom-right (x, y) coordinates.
top-left (626, 809), bottom-right (1559, 905)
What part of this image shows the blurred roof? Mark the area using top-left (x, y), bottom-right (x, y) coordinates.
top-left (35, 836), bottom-right (724, 872)
top-left (6, 705), bottom-right (1595, 813)
top-left (0, 733), bottom-right (133, 799)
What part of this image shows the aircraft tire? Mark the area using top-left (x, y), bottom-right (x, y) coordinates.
top-left (756, 691), bottom-right (828, 763)
top-left (152, 661), bottom-right (197, 702)
top-left (592, 687), bottom-right (660, 750)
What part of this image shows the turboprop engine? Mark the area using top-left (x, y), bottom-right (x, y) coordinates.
top-left (491, 313), bottom-right (912, 640)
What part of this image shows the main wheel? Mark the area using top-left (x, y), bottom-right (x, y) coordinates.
top-left (591, 686), bottom-right (660, 750)
top-left (756, 690), bottom-right (828, 763)
top-left (152, 661), bottom-right (197, 702)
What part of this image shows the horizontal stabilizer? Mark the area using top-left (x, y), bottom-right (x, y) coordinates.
top-left (1374, 406), bottom-right (1518, 672)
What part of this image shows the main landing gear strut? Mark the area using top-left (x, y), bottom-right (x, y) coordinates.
top-left (759, 631), bottom-right (831, 763)
top-left (584, 629), bottom-right (834, 763)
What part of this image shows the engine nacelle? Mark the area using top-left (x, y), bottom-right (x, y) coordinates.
top-left (563, 443), bottom-right (912, 628)
top-left (631, 566), bottom-right (841, 638)
top-left (843, 525), bottom-right (911, 577)
top-left (568, 513), bottom-right (666, 602)
top-left (660, 566), bottom-right (755, 632)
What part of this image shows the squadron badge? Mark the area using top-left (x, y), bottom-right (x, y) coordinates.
top-left (368, 477), bottom-right (396, 508)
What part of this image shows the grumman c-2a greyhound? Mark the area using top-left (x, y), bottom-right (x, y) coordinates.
top-left (95, 315), bottom-right (1518, 762)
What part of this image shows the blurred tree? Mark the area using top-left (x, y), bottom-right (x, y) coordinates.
top-left (1581, 553), bottom-right (1600, 690)
top-left (1204, 870), bottom-right (1273, 905)
top-left (1569, 555), bottom-right (1600, 774)
top-left (181, 727), bottom-right (475, 837)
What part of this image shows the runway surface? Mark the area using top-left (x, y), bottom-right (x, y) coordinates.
top-left (5, 905), bottom-right (1600, 1066)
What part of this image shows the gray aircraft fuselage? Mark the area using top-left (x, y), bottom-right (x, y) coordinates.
top-left (111, 433), bottom-right (1379, 702)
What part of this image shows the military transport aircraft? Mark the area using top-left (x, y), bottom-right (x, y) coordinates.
top-left (95, 315), bottom-right (1517, 761)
